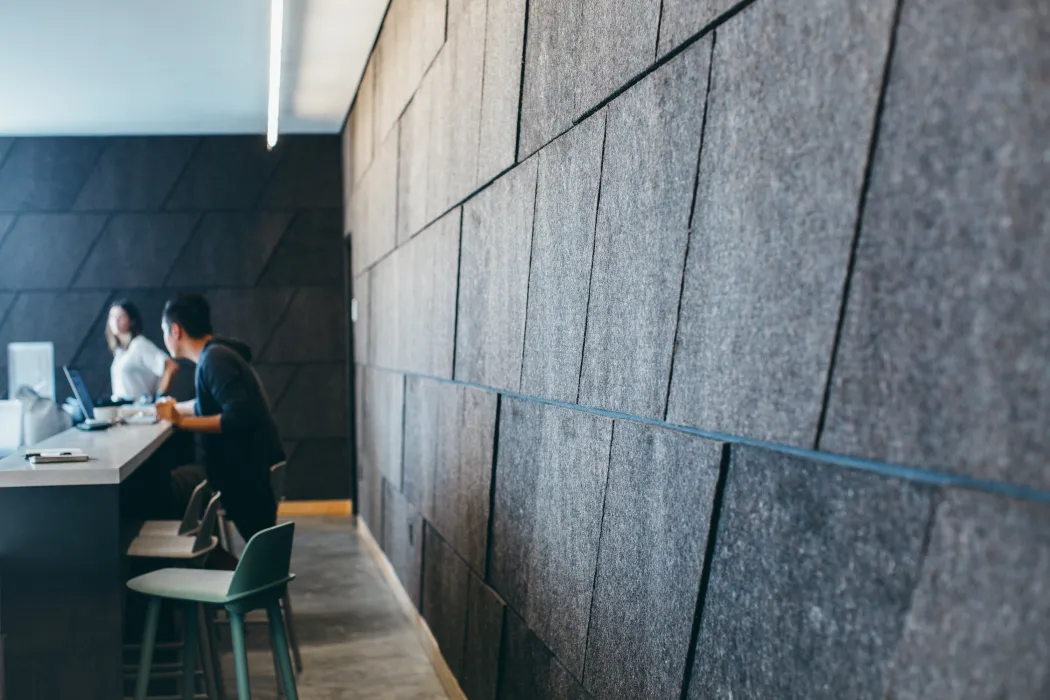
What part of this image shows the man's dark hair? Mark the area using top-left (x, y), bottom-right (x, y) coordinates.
top-left (163, 294), bottom-right (213, 338)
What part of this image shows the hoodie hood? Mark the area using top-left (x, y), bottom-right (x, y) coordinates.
top-left (207, 336), bottom-right (253, 363)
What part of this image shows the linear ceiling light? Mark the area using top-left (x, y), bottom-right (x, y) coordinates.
top-left (267, 0), bottom-right (284, 149)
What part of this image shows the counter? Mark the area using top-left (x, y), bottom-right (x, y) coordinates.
top-left (0, 421), bottom-right (173, 487)
top-left (0, 420), bottom-right (179, 700)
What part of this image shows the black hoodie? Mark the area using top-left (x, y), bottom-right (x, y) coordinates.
top-left (194, 336), bottom-right (283, 538)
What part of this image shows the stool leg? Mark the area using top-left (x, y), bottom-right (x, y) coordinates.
top-left (182, 603), bottom-right (199, 700)
top-left (269, 628), bottom-right (285, 698)
top-left (267, 602), bottom-right (298, 700)
top-left (228, 610), bottom-right (252, 700)
top-left (134, 597), bottom-right (162, 700)
top-left (204, 606), bottom-right (228, 700)
top-left (281, 592), bottom-right (303, 674)
top-left (199, 605), bottom-right (225, 700)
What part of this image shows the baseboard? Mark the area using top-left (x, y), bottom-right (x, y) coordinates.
top-left (277, 499), bottom-right (352, 516)
top-left (357, 518), bottom-right (466, 700)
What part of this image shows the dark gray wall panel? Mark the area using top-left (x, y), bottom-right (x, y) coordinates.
top-left (422, 524), bottom-right (471, 680)
top-left (585, 423), bottom-right (721, 700)
top-left (657, 0), bottom-right (738, 56)
top-left (576, 0), bottom-right (661, 114)
top-left (261, 286), bottom-right (346, 363)
top-left (477, 0), bottom-right (527, 184)
top-left (355, 365), bottom-right (384, 537)
top-left (382, 480), bottom-right (424, 609)
top-left (353, 271), bottom-right (370, 365)
top-left (518, 0), bottom-right (584, 158)
top-left (455, 160), bottom-right (537, 391)
top-left (163, 137), bottom-right (280, 209)
top-left (490, 398), bottom-right (612, 678)
top-left (358, 366), bottom-right (405, 488)
top-left (371, 209), bottom-right (459, 377)
top-left (371, 0), bottom-right (446, 143)
top-left (349, 125), bottom-right (398, 275)
top-left (0, 139), bottom-right (13, 165)
top-left (73, 213), bottom-right (199, 288)
top-left (820, 0), bottom-right (1050, 488)
top-left (402, 376), bottom-right (497, 572)
top-left (260, 135), bottom-right (342, 207)
top-left (462, 574), bottom-right (505, 700)
top-left (520, 114), bottom-right (604, 403)
top-left (667, 0), bottom-right (894, 447)
top-left (688, 446), bottom-right (933, 699)
top-left (165, 210), bottom-right (292, 287)
top-left (257, 209), bottom-right (343, 286)
top-left (272, 363), bottom-right (347, 440)
top-left (578, 39), bottom-right (710, 419)
top-left (0, 138), bottom-right (103, 211)
top-left (253, 364), bottom-right (297, 408)
top-left (397, 87), bottom-right (432, 244)
top-left (0, 214), bottom-right (108, 289)
top-left (886, 491), bottom-right (1050, 699)
top-left (497, 611), bottom-right (592, 700)
top-left (284, 439), bottom-right (349, 500)
top-left (0, 292), bottom-right (111, 393)
top-left (72, 137), bottom-right (198, 211)
top-left (207, 288), bottom-right (296, 360)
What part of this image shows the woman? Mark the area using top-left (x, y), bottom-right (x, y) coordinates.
top-left (106, 300), bottom-right (178, 401)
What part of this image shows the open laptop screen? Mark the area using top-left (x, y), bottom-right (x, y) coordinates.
top-left (63, 367), bottom-right (95, 420)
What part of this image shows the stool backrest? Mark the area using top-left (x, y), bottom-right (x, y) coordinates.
top-left (178, 480), bottom-right (211, 536)
top-left (193, 492), bottom-right (223, 554)
top-left (269, 460), bottom-right (287, 502)
top-left (227, 521), bottom-right (295, 598)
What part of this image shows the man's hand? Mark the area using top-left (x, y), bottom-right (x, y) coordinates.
top-left (155, 398), bottom-right (181, 426)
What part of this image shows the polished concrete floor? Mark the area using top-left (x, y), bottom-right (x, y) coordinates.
top-left (217, 517), bottom-right (448, 700)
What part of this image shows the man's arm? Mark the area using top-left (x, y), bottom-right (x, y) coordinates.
top-left (159, 349), bottom-right (261, 435)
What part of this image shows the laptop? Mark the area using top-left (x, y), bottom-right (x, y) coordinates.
top-left (63, 367), bottom-right (112, 431)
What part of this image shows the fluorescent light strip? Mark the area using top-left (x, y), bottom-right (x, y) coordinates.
top-left (267, 0), bottom-right (284, 149)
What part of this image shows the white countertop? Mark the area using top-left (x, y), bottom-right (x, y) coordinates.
top-left (0, 421), bottom-right (174, 487)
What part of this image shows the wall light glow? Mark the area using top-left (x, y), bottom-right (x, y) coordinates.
top-left (267, 0), bottom-right (284, 149)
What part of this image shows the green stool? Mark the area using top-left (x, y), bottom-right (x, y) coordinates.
top-left (128, 522), bottom-right (299, 700)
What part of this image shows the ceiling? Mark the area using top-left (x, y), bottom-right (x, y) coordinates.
top-left (0, 0), bottom-right (388, 136)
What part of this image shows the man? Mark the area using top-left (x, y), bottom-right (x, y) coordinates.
top-left (156, 293), bottom-right (284, 556)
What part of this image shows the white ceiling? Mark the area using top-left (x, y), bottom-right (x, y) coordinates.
top-left (0, 0), bottom-right (388, 136)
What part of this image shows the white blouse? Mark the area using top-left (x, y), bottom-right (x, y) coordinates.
top-left (111, 335), bottom-right (169, 400)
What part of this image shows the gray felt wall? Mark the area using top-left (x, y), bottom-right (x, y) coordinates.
top-left (346, 0), bottom-right (1050, 697)
top-left (0, 134), bottom-right (348, 500)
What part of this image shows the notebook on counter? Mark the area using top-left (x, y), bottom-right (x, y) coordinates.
top-left (24, 448), bottom-right (89, 464)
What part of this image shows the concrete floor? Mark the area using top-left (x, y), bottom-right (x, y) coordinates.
top-left (218, 517), bottom-right (448, 700)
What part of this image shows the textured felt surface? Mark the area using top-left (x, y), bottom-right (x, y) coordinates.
top-left (819, 0), bottom-right (1050, 489)
top-left (518, 0), bottom-right (585, 158)
top-left (520, 114), bottom-right (605, 403)
top-left (357, 366), bottom-right (405, 489)
top-left (477, 0), bottom-right (527, 183)
top-left (382, 480), bottom-right (425, 610)
top-left (489, 397), bottom-right (612, 678)
top-left (578, 38), bottom-right (710, 419)
top-left (497, 611), bottom-right (593, 700)
top-left (422, 524), bottom-right (471, 680)
top-left (402, 376), bottom-right (497, 572)
top-left (666, 0), bottom-right (894, 447)
top-left (461, 574), bottom-right (505, 700)
top-left (886, 490), bottom-right (1050, 699)
top-left (688, 446), bottom-right (934, 699)
top-left (584, 422), bottom-right (722, 700)
top-left (369, 209), bottom-right (459, 377)
top-left (455, 160), bottom-right (537, 391)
